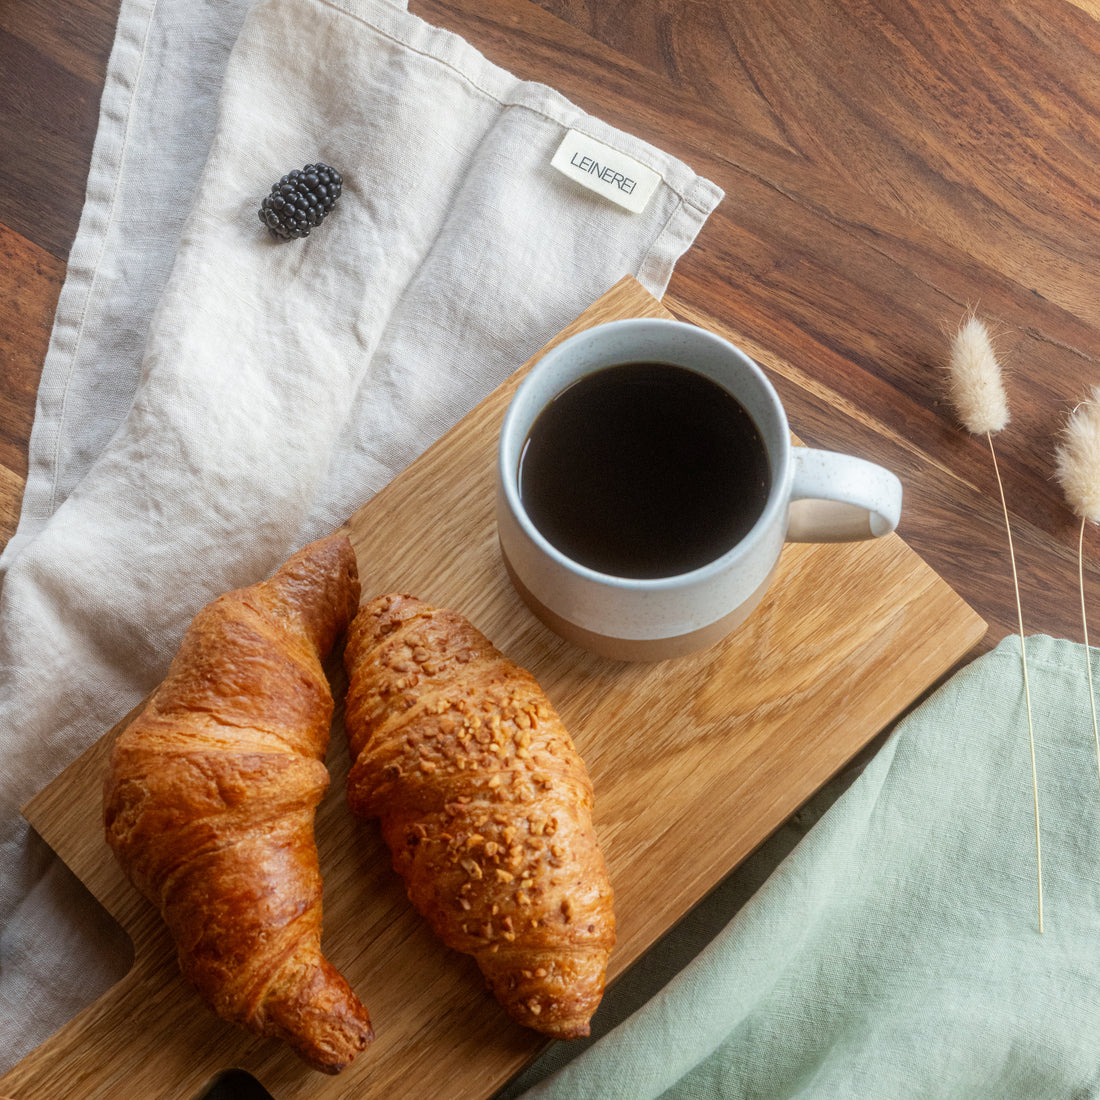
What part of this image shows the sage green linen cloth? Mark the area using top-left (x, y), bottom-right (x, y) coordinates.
top-left (508, 634), bottom-right (1100, 1098)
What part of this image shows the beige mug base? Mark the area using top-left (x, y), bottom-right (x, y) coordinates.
top-left (501, 549), bottom-right (775, 662)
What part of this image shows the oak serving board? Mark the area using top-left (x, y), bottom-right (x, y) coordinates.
top-left (2, 277), bottom-right (985, 1100)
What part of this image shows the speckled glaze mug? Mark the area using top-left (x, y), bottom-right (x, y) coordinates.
top-left (496, 318), bottom-right (903, 660)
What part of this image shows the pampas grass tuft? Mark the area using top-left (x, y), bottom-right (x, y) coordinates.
top-left (946, 311), bottom-right (1043, 933)
top-left (1054, 391), bottom-right (1100, 801)
top-left (1055, 388), bottom-right (1100, 524)
top-left (947, 314), bottom-right (1010, 436)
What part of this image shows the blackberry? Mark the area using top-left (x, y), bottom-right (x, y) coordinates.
top-left (258, 163), bottom-right (343, 240)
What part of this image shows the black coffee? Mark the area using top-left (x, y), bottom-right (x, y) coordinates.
top-left (518, 362), bottom-right (771, 579)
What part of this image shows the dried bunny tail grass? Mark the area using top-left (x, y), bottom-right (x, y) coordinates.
top-left (947, 313), bottom-right (1009, 436)
top-left (1055, 387), bottom-right (1100, 524)
top-left (944, 309), bottom-right (1042, 932)
top-left (1054, 391), bottom-right (1100, 799)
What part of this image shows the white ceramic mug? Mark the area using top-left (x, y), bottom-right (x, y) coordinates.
top-left (496, 318), bottom-right (903, 660)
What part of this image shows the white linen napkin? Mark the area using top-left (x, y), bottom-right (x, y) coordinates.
top-left (0, 0), bottom-right (722, 1072)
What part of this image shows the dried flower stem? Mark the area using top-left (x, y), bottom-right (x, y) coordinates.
top-left (987, 433), bottom-right (1043, 933)
top-left (947, 311), bottom-right (1042, 933)
top-left (1054, 391), bottom-right (1100, 808)
top-left (1077, 517), bottom-right (1100, 796)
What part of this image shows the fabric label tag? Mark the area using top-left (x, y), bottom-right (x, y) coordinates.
top-left (551, 130), bottom-right (662, 214)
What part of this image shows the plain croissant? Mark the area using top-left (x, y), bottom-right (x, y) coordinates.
top-left (103, 533), bottom-right (373, 1074)
top-left (343, 593), bottom-right (615, 1039)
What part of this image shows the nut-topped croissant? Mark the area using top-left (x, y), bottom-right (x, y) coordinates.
top-left (103, 534), bottom-right (373, 1074)
top-left (343, 593), bottom-right (615, 1039)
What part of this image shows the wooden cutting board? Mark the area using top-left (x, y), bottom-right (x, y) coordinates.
top-left (0, 276), bottom-right (985, 1100)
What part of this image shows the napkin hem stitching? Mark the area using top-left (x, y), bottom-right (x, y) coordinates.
top-left (316, 0), bottom-right (721, 213)
top-left (43, 3), bottom-right (159, 523)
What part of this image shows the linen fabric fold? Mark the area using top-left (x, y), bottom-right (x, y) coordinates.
top-left (508, 634), bottom-right (1100, 1099)
top-left (0, 0), bottom-right (722, 1071)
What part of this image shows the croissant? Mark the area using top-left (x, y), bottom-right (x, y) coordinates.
top-left (343, 593), bottom-right (615, 1039)
top-left (103, 533), bottom-right (373, 1073)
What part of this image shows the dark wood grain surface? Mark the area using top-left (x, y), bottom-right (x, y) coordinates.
top-left (4, 0), bottom-right (1099, 659)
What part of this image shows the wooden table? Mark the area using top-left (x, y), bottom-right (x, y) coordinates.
top-left (3, 0), bottom-right (1098, 1092)
top-left (4, 0), bottom-right (1100, 653)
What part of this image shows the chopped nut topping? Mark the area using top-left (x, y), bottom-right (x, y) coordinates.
top-left (495, 868), bottom-right (515, 883)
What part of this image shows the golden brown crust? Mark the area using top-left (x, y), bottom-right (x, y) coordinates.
top-left (103, 534), bottom-right (373, 1074)
top-left (344, 593), bottom-right (615, 1039)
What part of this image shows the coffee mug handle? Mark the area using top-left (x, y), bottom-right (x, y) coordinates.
top-left (786, 448), bottom-right (903, 542)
